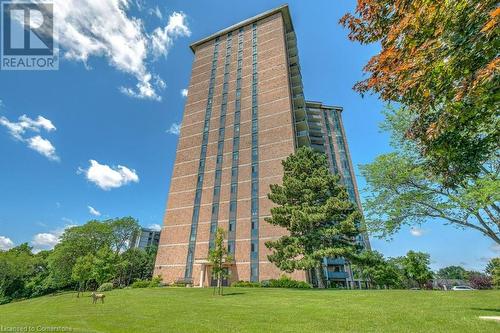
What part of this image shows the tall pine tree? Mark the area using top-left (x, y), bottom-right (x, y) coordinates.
top-left (265, 147), bottom-right (362, 288)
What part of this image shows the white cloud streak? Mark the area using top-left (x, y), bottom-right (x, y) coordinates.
top-left (166, 122), bottom-right (181, 135)
top-left (88, 205), bottom-right (101, 216)
top-left (410, 227), bottom-right (425, 237)
top-left (151, 11), bottom-right (191, 59)
top-left (0, 114), bottom-right (59, 161)
top-left (79, 159), bottom-right (139, 190)
top-left (180, 89), bottom-right (188, 97)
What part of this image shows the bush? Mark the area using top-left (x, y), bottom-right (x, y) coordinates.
top-left (149, 276), bottom-right (162, 287)
top-left (231, 281), bottom-right (261, 288)
top-left (131, 277), bottom-right (163, 289)
top-left (131, 280), bottom-right (151, 289)
top-left (262, 275), bottom-right (312, 289)
top-left (97, 283), bottom-right (114, 292)
top-left (469, 274), bottom-right (492, 290)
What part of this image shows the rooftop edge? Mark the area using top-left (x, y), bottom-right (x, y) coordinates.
top-left (189, 4), bottom-right (293, 53)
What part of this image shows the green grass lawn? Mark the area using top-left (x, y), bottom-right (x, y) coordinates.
top-left (0, 288), bottom-right (499, 332)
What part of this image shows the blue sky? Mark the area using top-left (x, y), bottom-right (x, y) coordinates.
top-left (0, 0), bottom-right (497, 270)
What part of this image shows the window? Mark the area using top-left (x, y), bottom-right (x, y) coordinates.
top-left (230, 201), bottom-right (236, 212)
top-left (231, 183), bottom-right (237, 194)
top-left (233, 151), bottom-right (239, 161)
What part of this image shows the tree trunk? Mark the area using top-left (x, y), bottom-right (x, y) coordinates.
top-left (315, 266), bottom-right (326, 289)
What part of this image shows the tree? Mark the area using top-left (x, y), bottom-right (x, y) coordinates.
top-left (485, 258), bottom-right (500, 288)
top-left (71, 254), bottom-right (95, 297)
top-left (109, 217), bottom-right (140, 254)
top-left (468, 272), bottom-right (493, 289)
top-left (361, 108), bottom-right (500, 245)
top-left (207, 227), bottom-right (232, 296)
top-left (436, 266), bottom-right (468, 280)
top-left (48, 217), bottom-right (141, 288)
top-left (399, 251), bottom-right (433, 288)
top-left (352, 251), bottom-right (403, 289)
top-left (92, 248), bottom-right (120, 286)
top-left (341, 0), bottom-right (499, 185)
top-left (0, 244), bottom-right (36, 300)
top-left (265, 147), bottom-right (363, 288)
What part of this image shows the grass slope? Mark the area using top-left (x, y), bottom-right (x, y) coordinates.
top-left (0, 288), bottom-right (499, 332)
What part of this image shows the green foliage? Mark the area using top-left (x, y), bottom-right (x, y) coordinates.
top-left (261, 276), bottom-right (312, 289)
top-left (208, 227), bottom-right (233, 295)
top-left (231, 281), bottom-right (261, 288)
top-left (341, 0), bottom-right (499, 184)
top-left (352, 251), bottom-right (403, 289)
top-left (97, 283), bottom-right (114, 292)
top-left (131, 280), bottom-right (151, 289)
top-left (0, 244), bottom-right (54, 302)
top-left (361, 107), bottom-right (500, 245)
top-left (436, 266), bottom-right (468, 280)
top-left (131, 276), bottom-right (163, 289)
top-left (1, 217), bottom-right (157, 303)
top-left (398, 251), bottom-right (433, 288)
top-left (485, 258), bottom-right (500, 288)
top-left (49, 217), bottom-right (141, 289)
top-left (265, 147), bottom-right (363, 288)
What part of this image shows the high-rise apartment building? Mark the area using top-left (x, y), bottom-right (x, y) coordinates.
top-left (154, 5), bottom-right (370, 288)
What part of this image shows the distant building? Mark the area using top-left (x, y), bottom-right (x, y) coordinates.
top-left (130, 228), bottom-right (161, 249)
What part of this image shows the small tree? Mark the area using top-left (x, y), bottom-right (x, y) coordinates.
top-left (208, 227), bottom-right (232, 296)
top-left (399, 251), bottom-right (433, 289)
top-left (352, 251), bottom-right (403, 289)
top-left (71, 254), bottom-right (95, 297)
top-left (265, 147), bottom-right (363, 288)
top-left (485, 258), bottom-right (500, 289)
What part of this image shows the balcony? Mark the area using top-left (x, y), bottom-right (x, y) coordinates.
top-left (326, 258), bottom-right (346, 265)
top-left (327, 271), bottom-right (348, 280)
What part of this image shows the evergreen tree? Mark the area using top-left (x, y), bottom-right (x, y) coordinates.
top-left (265, 147), bottom-right (363, 288)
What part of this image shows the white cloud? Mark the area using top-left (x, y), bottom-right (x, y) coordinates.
top-left (15, 1), bottom-right (190, 101)
top-left (0, 236), bottom-right (14, 250)
top-left (88, 205), bottom-right (101, 216)
top-left (410, 227), bottom-right (425, 237)
top-left (180, 89), bottom-right (188, 97)
top-left (79, 159), bottom-right (139, 190)
top-left (491, 243), bottom-right (500, 254)
top-left (166, 122), bottom-right (181, 135)
top-left (149, 6), bottom-right (163, 19)
top-left (0, 114), bottom-right (56, 140)
top-left (0, 114), bottom-right (59, 161)
top-left (31, 225), bottom-right (76, 251)
top-left (32, 233), bottom-right (59, 248)
top-left (151, 11), bottom-right (191, 59)
top-left (148, 224), bottom-right (162, 232)
top-left (27, 135), bottom-right (59, 161)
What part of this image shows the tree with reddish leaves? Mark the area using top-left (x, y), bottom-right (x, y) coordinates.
top-left (341, 0), bottom-right (499, 185)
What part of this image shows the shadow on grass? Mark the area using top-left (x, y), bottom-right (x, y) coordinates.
top-left (471, 308), bottom-right (500, 313)
top-left (221, 292), bottom-right (246, 296)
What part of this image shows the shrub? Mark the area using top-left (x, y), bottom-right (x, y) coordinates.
top-left (97, 283), bottom-right (113, 292)
top-left (149, 276), bottom-right (162, 287)
top-left (231, 281), bottom-right (261, 288)
top-left (262, 275), bottom-right (312, 289)
top-left (469, 274), bottom-right (492, 290)
top-left (131, 280), bottom-right (151, 289)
